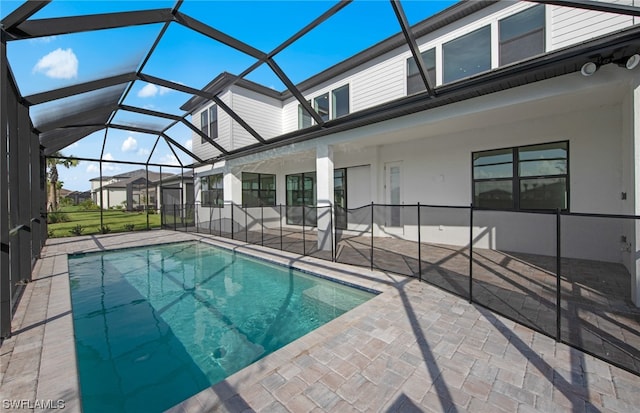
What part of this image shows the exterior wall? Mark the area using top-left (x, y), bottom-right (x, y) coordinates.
top-left (549, 0), bottom-right (635, 50)
top-left (229, 85), bottom-right (282, 148)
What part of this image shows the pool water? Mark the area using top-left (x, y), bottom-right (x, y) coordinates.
top-left (68, 241), bottom-right (374, 413)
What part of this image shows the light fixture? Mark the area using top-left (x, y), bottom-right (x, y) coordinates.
top-left (625, 54), bottom-right (640, 70)
top-left (580, 62), bottom-right (598, 77)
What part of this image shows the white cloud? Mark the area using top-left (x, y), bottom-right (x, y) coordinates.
top-left (137, 148), bottom-right (150, 157)
top-left (29, 36), bottom-right (57, 45)
top-left (86, 164), bottom-right (99, 173)
top-left (33, 48), bottom-right (78, 79)
top-left (121, 136), bottom-right (138, 152)
top-left (103, 153), bottom-right (114, 161)
top-left (137, 83), bottom-right (171, 98)
top-left (184, 139), bottom-right (192, 151)
top-left (159, 153), bottom-right (180, 166)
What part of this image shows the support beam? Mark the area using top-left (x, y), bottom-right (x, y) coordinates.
top-left (1, 1), bottom-right (50, 32)
top-left (174, 11), bottom-right (266, 60)
top-left (162, 133), bottom-right (201, 164)
top-left (119, 104), bottom-right (182, 122)
top-left (267, 58), bottom-right (325, 126)
top-left (179, 118), bottom-right (228, 154)
top-left (316, 143), bottom-right (334, 251)
top-left (0, 33), bottom-right (11, 338)
top-left (138, 73), bottom-right (264, 146)
top-left (6, 8), bottom-right (174, 40)
top-left (17, 98), bottom-right (32, 281)
top-left (390, 0), bottom-right (435, 96)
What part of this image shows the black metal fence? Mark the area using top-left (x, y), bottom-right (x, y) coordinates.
top-left (162, 202), bottom-right (640, 377)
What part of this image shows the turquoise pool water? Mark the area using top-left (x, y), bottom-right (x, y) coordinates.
top-left (68, 241), bottom-right (374, 413)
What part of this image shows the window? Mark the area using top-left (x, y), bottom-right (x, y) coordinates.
top-left (201, 174), bottom-right (223, 207)
top-left (200, 110), bottom-right (208, 144)
top-left (298, 100), bottom-right (312, 129)
top-left (314, 93), bottom-right (329, 122)
top-left (286, 172), bottom-right (316, 226)
top-left (473, 141), bottom-right (568, 210)
top-left (242, 173), bottom-right (276, 207)
top-left (443, 26), bottom-right (491, 84)
top-left (298, 85), bottom-right (349, 129)
top-left (407, 48), bottom-right (436, 95)
top-left (286, 169), bottom-right (347, 227)
top-left (332, 85), bottom-right (349, 119)
top-left (209, 106), bottom-right (218, 139)
top-left (499, 5), bottom-right (545, 66)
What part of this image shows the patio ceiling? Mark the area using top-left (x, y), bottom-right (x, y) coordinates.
top-left (2, 0), bottom-right (640, 167)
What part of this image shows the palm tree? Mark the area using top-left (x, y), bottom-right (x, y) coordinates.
top-left (47, 151), bottom-right (78, 211)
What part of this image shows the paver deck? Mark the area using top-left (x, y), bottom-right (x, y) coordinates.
top-left (1, 230), bottom-right (639, 412)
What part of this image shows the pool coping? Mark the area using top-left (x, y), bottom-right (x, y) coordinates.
top-left (1, 230), bottom-right (406, 412)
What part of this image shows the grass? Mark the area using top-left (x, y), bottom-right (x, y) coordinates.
top-left (48, 205), bottom-right (162, 238)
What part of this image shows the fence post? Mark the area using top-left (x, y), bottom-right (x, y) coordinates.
top-left (302, 204), bottom-right (306, 256)
top-left (556, 208), bottom-right (562, 342)
top-left (231, 203), bottom-right (234, 240)
top-left (469, 203), bottom-right (473, 304)
top-left (209, 205), bottom-right (213, 235)
top-left (245, 205), bottom-right (248, 243)
top-left (330, 204), bottom-right (335, 262)
top-left (279, 204), bottom-right (283, 250)
top-left (261, 205), bottom-right (264, 246)
top-left (370, 202), bottom-right (374, 271)
top-left (173, 204), bottom-right (177, 231)
top-left (219, 204), bottom-right (222, 237)
top-left (195, 204), bottom-right (199, 234)
top-left (417, 203), bottom-right (422, 282)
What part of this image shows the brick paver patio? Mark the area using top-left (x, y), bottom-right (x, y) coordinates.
top-left (1, 230), bottom-right (639, 412)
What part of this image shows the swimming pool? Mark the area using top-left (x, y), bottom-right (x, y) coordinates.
top-left (68, 241), bottom-right (374, 412)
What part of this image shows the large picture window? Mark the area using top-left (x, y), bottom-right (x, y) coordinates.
top-left (242, 173), bottom-right (276, 207)
top-left (443, 26), bottom-right (491, 84)
top-left (201, 174), bottom-right (223, 207)
top-left (286, 169), bottom-right (347, 227)
top-left (499, 5), bottom-right (545, 66)
top-left (407, 48), bottom-right (436, 95)
top-left (332, 85), bottom-right (349, 119)
top-left (473, 141), bottom-right (568, 210)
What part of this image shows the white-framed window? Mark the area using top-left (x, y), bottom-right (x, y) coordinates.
top-left (443, 25), bottom-right (492, 84)
top-left (201, 174), bottom-right (223, 207)
top-left (407, 48), bottom-right (436, 95)
top-left (298, 84), bottom-right (350, 129)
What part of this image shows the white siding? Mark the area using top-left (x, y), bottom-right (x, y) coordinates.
top-left (550, 0), bottom-right (634, 50)
top-left (230, 85), bottom-right (282, 149)
top-left (351, 53), bottom-right (405, 112)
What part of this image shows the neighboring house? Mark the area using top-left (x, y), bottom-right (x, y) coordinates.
top-left (65, 190), bottom-right (91, 205)
top-left (182, 1), bottom-right (640, 305)
top-left (90, 169), bottom-right (178, 211)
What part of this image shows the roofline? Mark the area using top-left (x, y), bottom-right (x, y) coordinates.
top-left (207, 24), bottom-right (640, 163)
top-left (180, 0), bottom-right (496, 113)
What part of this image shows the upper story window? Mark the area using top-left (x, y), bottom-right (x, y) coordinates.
top-left (407, 48), bottom-right (436, 95)
top-left (242, 172), bottom-right (276, 207)
top-left (499, 5), bottom-right (545, 66)
top-left (200, 110), bottom-right (208, 144)
top-left (473, 141), bottom-right (568, 211)
top-left (209, 106), bottom-right (218, 139)
top-left (298, 85), bottom-right (350, 129)
top-left (443, 26), bottom-right (491, 84)
top-left (201, 174), bottom-right (223, 207)
top-left (200, 105), bottom-right (218, 143)
top-left (298, 100), bottom-right (312, 129)
top-left (314, 93), bottom-right (330, 122)
top-left (332, 85), bottom-right (349, 119)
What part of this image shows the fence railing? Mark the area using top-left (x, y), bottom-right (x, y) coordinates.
top-left (162, 201), bottom-right (640, 377)
top-left (46, 207), bottom-right (162, 237)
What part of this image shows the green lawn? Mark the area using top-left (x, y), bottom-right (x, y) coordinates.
top-left (48, 206), bottom-right (162, 238)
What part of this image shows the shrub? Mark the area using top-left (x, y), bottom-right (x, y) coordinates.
top-left (124, 224), bottom-right (135, 232)
top-left (69, 224), bottom-right (84, 236)
top-left (147, 208), bottom-right (157, 215)
top-left (81, 199), bottom-right (99, 210)
top-left (47, 210), bottom-right (69, 224)
top-left (100, 225), bottom-right (111, 234)
top-left (47, 229), bottom-right (54, 238)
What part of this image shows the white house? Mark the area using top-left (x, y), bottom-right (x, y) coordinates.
top-left (181, 1), bottom-right (640, 305)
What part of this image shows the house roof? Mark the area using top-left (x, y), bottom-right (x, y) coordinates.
top-left (93, 169), bottom-right (176, 189)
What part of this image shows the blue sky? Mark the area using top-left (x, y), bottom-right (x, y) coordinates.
top-left (1, 0), bottom-right (456, 191)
